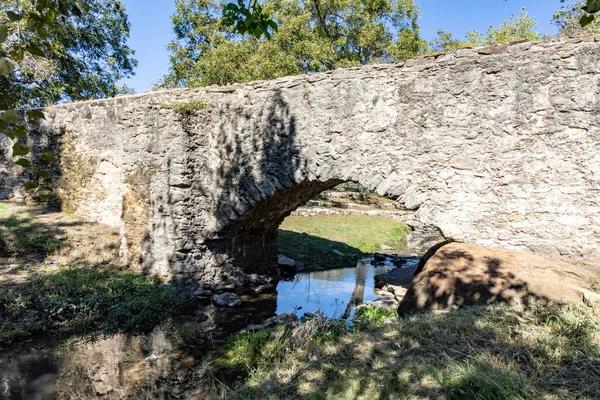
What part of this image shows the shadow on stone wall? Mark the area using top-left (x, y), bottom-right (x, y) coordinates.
top-left (196, 90), bottom-right (344, 278)
top-left (0, 122), bottom-right (63, 203)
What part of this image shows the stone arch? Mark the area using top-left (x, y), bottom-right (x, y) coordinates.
top-left (3, 37), bottom-right (599, 283)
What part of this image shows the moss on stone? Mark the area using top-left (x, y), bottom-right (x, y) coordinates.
top-left (161, 100), bottom-right (208, 113)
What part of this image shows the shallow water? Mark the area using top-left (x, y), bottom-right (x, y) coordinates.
top-left (0, 257), bottom-right (421, 399)
top-left (276, 256), bottom-right (420, 319)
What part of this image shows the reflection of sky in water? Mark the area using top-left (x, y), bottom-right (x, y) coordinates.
top-left (275, 261), bottom-right (391, 319)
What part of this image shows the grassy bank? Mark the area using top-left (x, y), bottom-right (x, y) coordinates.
top-left (0, 203), bottom-right (185, 347)
top-left (0, 201), bottom-right (121, 267)
top-left (0, 266), bottom-right (186, 346)
top-left (212, 302), bottom-right (600, 399)
top-left (278, 215), bottom-right (410, 270)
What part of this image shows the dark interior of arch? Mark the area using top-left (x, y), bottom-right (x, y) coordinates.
top-left (205, 179), bottom-right (345, 274)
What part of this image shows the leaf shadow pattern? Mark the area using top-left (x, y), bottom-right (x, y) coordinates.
top-left (0, 203), bottom-right (121, 279)
top-left (398, 244), bottom-right (564, 316)
top-left (221, 300), bottom-right (600, 399)
top-left (166, 89), bottom-right (346, 280)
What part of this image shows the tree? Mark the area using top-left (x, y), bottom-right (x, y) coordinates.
top-left (0, 0), bottom-right (138, 200)
top-left (1, 0), bottom-right (137, 110)
top-left (1, 0), bottom-right (275, 200)
top-left (162, 0), bottom-right (427, 88)
top-left (430, 8), bottom-right (540, 53)
top-left (554, 0), bottom-right (600, 35)
top-left (576, 0), bottom-right (600, 28)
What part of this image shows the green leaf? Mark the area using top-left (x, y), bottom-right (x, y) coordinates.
top-left (4, 129), bottom-right (15, 140)
top-left (24, 181), bottom-right (39, 190)
top-left (10, 47), bottom-right (24, 63)
top-left (39, 151), bottom-right (57, 161)
top-left (26, 110), bottom-right (46, 120)
top-left (71, 5), bottom-right (82, 17)
top-left (12, 142), bottom-right (30, 157)
top-left (0, 25), bottom-right (7, 43)
top-left (6, 11), bottom-right (22, 22)
top-left (15, 158), bottom-right (31, 168)
top-left (27, 18), bottom-right (38, 30)
top-left (12, 125), bottom-right (27, 139)
top-left (2, 109), bottom-right (20, 124)
top-left (0, 58), bottom-right (15, 76)
top-left (0, 120), bottom-right (6, 131)
top-left (37, 171), bottom-right (50, 179)
top-left (582, 0), bottom-right (600, 14)
top-left (580, 14), bottom-right (595, 27)
top-left (37, 26), bottom-right (48, 39)
top-left (25, 45), bottom-right (45, 57)
top-left (39, 193), bottom-right (52, 201)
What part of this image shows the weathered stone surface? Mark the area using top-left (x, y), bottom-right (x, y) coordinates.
top-left (477, 44), bottom-right (508, 55)
top-left (374, 264), bottom-right (417, 288)
top-left (214, 293), bottom-right (242, 307)
top-left (254, 284), bottom-right (275, 293)
top-left (246, 324), bottom-right (265, 331)
top-left (264, 312), bottom-right (299, 328)
top-left (277, 254), bottom-right (296, 267)
top-left (398, 243), bottom-right (600, 315)
top-left (2, 37), bottom-right (600, 282)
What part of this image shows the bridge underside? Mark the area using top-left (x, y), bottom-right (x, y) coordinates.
top-left (2, 37), bottom-right (600, 283)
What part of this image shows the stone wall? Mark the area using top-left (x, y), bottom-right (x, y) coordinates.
top-left (2, 37), bottom-right (600, 282)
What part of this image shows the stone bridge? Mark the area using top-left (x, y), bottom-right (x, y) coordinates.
top-left (2, 37), bottom-right (600, 282)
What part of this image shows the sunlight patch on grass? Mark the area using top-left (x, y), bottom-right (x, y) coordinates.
top-left (0, 266), bottom-right (186, 347)
top-left (278, 215), bottom-right (410, 270)
top-left (219, 302), bottom-right (600, 399)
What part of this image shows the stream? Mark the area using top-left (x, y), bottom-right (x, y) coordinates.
top-left (0, 255), bottom-right (421, 399)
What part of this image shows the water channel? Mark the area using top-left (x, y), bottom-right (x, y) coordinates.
top-left (0, 255), bottom-right (420, 399)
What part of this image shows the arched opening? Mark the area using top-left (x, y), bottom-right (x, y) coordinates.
top-left (273, 181), bottom-right (442, 318)
top-left (203, 179), bottom-right (443, 318)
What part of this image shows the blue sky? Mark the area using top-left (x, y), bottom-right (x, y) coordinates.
top-left (120, 0), bottom-right (562, 93)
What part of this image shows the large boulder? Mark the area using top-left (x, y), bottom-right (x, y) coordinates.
top-left (398, 242), bottom-right (600, 315)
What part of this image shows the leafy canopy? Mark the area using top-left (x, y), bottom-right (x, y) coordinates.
top-left (554, 0), bottom-right (600, 35)
top-left (162, 0), bottom-right (427, 88)
top-left (430, 8), bottom-right (541, 52)
top-left (0, 0), bottom-right (137, 110)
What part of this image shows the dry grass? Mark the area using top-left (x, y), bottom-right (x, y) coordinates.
top-left (0, 201), bottom-right (121, 284)
top-left (218, 302), bottom-right (600, 399)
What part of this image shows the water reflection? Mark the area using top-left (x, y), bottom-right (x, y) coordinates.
top-left (276, 260), bottom-right (399, 319)
top-left (0, 257), bottom-right (421, 399)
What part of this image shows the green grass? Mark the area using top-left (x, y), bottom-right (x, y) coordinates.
top-left (278, 215), bottom-right (410, 269)
top-left (353, 305), bottom-right (397, 329)
top-left (0, 208), bottom-right (63, 258)
top-left (0, 266), bottom-right (186, 347)
top-left (216, 302), bottom-right (600, 399)
top-left (161, 100), bottom-right (208, 113)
